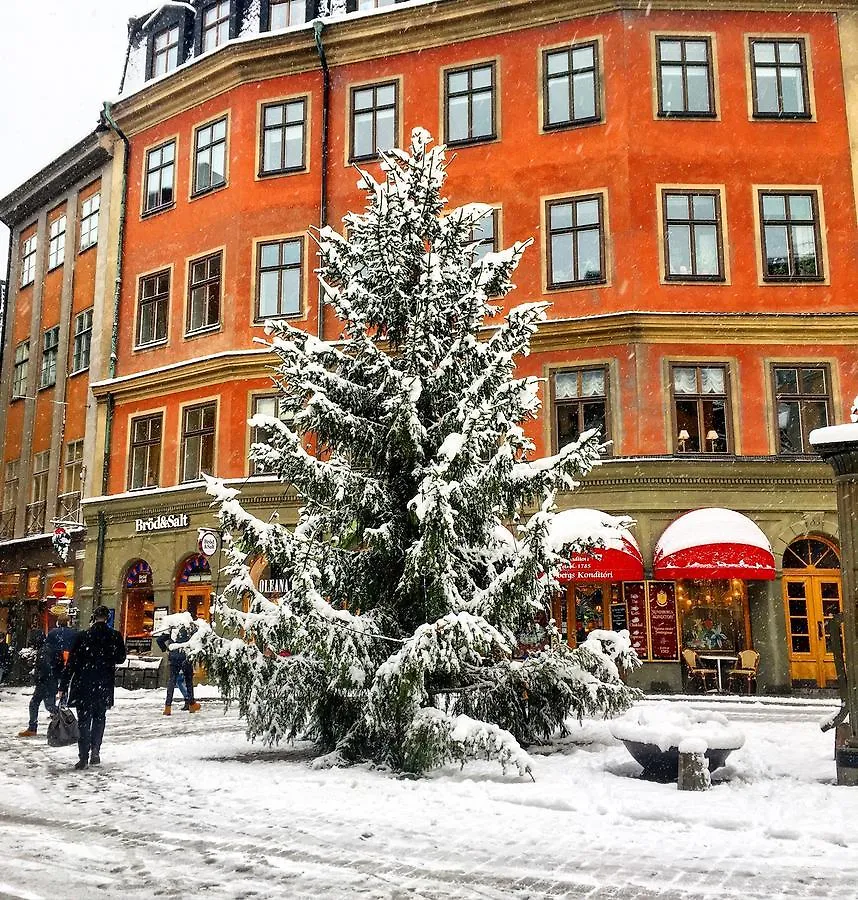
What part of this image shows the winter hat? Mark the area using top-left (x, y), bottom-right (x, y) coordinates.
top-left (92, 605), bottom-right (111, 622)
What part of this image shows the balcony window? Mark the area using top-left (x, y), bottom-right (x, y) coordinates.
top-left (27, 450), bottom-right (50, 535)
top-left (61, 440), bottom-right (84, 523)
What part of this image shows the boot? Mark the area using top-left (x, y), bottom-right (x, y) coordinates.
top-left (89, 753), bottom-right (101, 766)
top-left (181, 701), bottom-right (190, 711)
top-left (188, 702), bottom-right (201, 713)
top-left (74, 759), bottom-right (87, 770)
top-left (162, 705), bottom-right (172, 716)
top-left (18, 729), bottom-right (37, 737)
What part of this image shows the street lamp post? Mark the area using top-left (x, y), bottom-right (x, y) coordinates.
top-left (811, 405), bottom-right (858, 784)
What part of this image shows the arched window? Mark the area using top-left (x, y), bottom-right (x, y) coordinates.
top-left (783, 537), bottom-right (840, 571)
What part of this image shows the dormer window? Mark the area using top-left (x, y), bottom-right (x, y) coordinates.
top-left (269, 0), bottom-right (307, 28)
top-left (202, 1), bottom-right (231, 52)
top-left (153, 25), bottom-right (180, 77)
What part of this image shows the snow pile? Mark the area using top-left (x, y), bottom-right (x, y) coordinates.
top-left (546, 507), bottom-right (638, 555)
top-left (610, 701), bottom-right (745, 752)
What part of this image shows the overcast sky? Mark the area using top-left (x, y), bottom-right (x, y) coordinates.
top-left (0, 0), bottom-right (148, 275)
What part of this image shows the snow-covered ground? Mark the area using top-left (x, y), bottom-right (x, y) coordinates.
top-left (0, 687), bottom-right (856, 899)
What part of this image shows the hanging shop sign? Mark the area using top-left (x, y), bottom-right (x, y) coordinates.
top-left (135, 513), bottom-right (189, 533)
top-left (198, 529), bottom-right (220, 559)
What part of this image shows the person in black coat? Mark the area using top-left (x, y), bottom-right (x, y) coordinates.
top-left (58, 605), bottom-right (126, 769)
top-left (17, 628), bottom-right (58, 738)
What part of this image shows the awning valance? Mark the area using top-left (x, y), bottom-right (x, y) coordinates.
top-left (549, 509), bottom-right (645, 583)
top-left (653, 508), bottom-right (775, 581)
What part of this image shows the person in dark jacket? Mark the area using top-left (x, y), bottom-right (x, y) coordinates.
top-left (156, 623), bottom-right (201, 716)
top-left (46, 608), bottom-right (78, 678)
top-left (18, 629), bottom-right (57, 738)
top-left (58, 605), bottom-right (126, 769)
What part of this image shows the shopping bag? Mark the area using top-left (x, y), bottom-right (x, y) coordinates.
top-left (47, 706), bottom-right (79, 748)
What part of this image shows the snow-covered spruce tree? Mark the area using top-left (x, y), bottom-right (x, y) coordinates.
top-left (193, 128), bottom-right (640, 777)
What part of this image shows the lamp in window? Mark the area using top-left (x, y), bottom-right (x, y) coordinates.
top-left (706, 429), bottom-right (719, 452)
top-left (677, 429), bottom-right (690, 452)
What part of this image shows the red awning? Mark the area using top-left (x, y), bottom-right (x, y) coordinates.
top-left (653, 508), bottom-right (775, 581)
top-left (552, 509), bottom-right (645, 583)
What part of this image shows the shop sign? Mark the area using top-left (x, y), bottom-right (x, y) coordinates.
top-left (259, 578), bottom-right (290, 597)
top-left (198, 529), bottom-right (220, 558)
top-left (126, 636), bottom-right (153, 654)
top-left (135, 513), bottom-right (189, 533)
top-left (557, 542), bottom-right (645, 583)
top-left (648, 581), bottom-right (679, 661)
top-left (27, 573), bottom-right (41, 598)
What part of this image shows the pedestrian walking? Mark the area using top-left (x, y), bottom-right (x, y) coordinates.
top-left (46, 606), bottom-right (78, 678)
top-left (0, 636), bottom-right (11, 686)
top-left (18, 629), bottom-right (57, 738)
top-left (58, 605), bottom-right (126, 769)
top-left (156, 619), bottom-right (201, 716)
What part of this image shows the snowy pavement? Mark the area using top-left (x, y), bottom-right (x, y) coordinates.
top-left (0, 688), bottom-right (856, 899)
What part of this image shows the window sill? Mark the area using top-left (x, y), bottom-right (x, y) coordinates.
top-left (134, 339), bottom-right (169, 353)
top-left (78, 242), bottom-right (97, 256)
top-left (752, 112), bottom-right (813, 121)
top-left (254, 311), bottom-right (303, 323)
top-left (190, 182), bottom-right (228, 202)
top-left (184, 325), bottom-right (221, 340)
top-left (761, 275), bottom-right (825, 285)
top-left (348, 152), bottom-right (383, 165)
top-left (47, 262), bottom-right (64, 274)
top-left (257, 166), bottom-right (308, 179)
top-left (142, 202), bottom-right (176, 220)
top-left (68, 366), bottom-right (90, 378)
top-left (547, 278), bottom-right (607, 292)
top-left (542, 117), bottom-right (604, 133)
top-left (444, 134), bottom-right (498, 149)
top-left (38, 382), bottom-right (56, 392)
top-left (20, 280), bottom-right (35, 289)
top-left (657, 111), bottom-right (718, 120)
top-left (664, 275), bottom-right (726, 284)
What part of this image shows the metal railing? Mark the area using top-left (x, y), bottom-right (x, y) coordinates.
top-left (57, 491), bottom-right (82, 525)
top-left (0, 508), bottom-right (14, 540)
top-left (25, 501), bottom-right (46, 536)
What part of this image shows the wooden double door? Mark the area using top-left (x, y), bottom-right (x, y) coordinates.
top-left (783, 538), bottom-right (842, 688)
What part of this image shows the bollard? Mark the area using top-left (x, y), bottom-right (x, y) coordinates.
top-left (678, 737), bottom-right (711, 791)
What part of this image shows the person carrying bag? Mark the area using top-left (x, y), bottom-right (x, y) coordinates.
top-left (47, 699), bottom-right (79, 748)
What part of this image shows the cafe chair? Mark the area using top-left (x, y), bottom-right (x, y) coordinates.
top-left (727, 649), bottom-right (760, 695)
top-left (681, 648), bottom-right (716, 693)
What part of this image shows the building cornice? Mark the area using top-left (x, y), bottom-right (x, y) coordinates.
top-left (0, 131), bottom-right (112, 228)
top-left (90, 311), bottom-right (858, 402)
top-left (112, 0), bottom-right (858, 136)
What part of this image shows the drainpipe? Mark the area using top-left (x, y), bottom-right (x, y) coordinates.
top-left (313, 18), bottom-right (330, 341)
top-left (96, 101), bottom-right (130, 610)
top-left (0, 227), bottom-right (11, 378)
top-left (93, 510), bottom-right (107, 606)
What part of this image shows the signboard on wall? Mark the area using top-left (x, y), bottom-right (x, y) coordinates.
top-left (648, 581), bottom-right (679, 661)
top-left (152, 606), bottom-right (169, 633)
top-left (624, 582), bottom-right (649, 659)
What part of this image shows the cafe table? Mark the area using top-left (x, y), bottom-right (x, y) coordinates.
top-left (697, 653), bottom-right (738, 693)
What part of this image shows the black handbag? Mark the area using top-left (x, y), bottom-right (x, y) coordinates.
top-left (47, 705), bottom-right (79, 748)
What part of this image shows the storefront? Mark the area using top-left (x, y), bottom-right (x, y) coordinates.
top-left (549, 509), bottom-right (645, 647)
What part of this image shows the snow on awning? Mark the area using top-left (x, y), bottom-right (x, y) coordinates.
top-left (549, 509), bottom-right (644, 583)
top-left (653, 508), bottom-right (775, 581)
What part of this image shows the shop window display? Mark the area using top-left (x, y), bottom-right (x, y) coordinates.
top-left (677, 579), bottom-right (749, 652)
top-left (123, 560), bottom-right (155, 641)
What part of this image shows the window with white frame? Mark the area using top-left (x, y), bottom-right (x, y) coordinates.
top-left (144, 141), bottom-right (176, 214)
top-left (256, 239), bottom-right (302, 319)
top-left (202, 0), bottom-right (230, 52)
top-left (269, 0), bottom-right (306, 28)
top-left (79, 193), bottom-right (100, 251)
top-left (72, 308), bottom-right (94, 373)
top-left (153, 24), bottom-right (180, 77)
top-left (48, 216), bottom-right (66, 270)
top-left (20, 235), bottom-right (37, 287)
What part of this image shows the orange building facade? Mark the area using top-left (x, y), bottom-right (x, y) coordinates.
top-left (0, 132), bottom-right (117, 645)
top-left (5, 0), bottom-right (858, 688)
